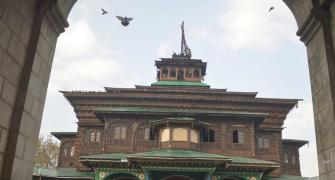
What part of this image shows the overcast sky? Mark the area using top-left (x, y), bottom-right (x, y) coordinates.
top-left (40, 0), bottom-right (318, 177)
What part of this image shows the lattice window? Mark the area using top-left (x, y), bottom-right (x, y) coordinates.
top-left (232, 129), bottom-right (244, 144)
top-left (161, 128), bottom-right (170, 142)
top-left (172, 128), bottom-right (188, 141)
top-left (200, 128), bottom-right (215, 142)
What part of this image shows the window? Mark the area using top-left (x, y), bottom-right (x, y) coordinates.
top-left (193, 69), bottom-right (200, 78)
top-left (177, 70), bottom-right (184, 80)
top-left (258, 137), bottom-right (269, 148)
top-left (162, 68), bottom-right (168, 77)
top-left (161, 128), bottom-right (170, 142)
top-left (63, 148), bottom-right (68, 156)
top-left (233, 129), bottom-right (244, 144)
top-left (292, 155), bottom-right (296, 165)
top-left (173, 128), bottom-right (188, 141)
top-left (90, 131), bottom-right (101, 142)
top-left (96, 132), bottom-right (101, 142)
top-left (170, 69), bottom-right (176, 77)
top-left (200, 128), bottom-right (215, 142)
top-left (144, 127), bottom-right (155, 140)
top-left (114, 126), bottom-right (127, 139)
top-left (185, 69), bottom-right (192, 78)
top-left (90, 132), bottom-right (96, 142)
top-left (190, 129), bottom-right (198, 143)
top-left (284, 153), bottom-right (289, 164)
top-left (70, 147), bottom-right (75, 156)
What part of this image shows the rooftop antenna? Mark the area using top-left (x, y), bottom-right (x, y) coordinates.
top-left (180, 21), bottom-right (192, 58)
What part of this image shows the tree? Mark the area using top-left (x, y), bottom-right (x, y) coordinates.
top-left (34, 135), bottom-right (59, 168)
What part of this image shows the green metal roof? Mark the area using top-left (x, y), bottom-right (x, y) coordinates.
top-left (95, 106), bottom-right (268, 118)
top-left (231, 156), bottom-right (278, 165)
top-left (81, 153), bottom-right (127, 161)
top-left (264, 174), bottom-right (308, 180)
top-left (127, 149), bottom-right (230, 160)
top-left (151, 81), bottom-right (210, 87)
top-left (33, 168), bottom-right (93, 178)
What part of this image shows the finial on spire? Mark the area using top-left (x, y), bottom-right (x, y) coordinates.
top-left (174, 21), bottom-right (192, 58)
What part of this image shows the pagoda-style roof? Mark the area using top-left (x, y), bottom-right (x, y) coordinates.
top-left (51, 132), bottom-right (76, 140)
top-left (80, 150), bottom-right (279, 171)
top-left (151, 80), bottom-right (210, 87)
top-left (127, 149), bottom-right (229, 161)
top-left (282, 139), bottom-right (308, 148)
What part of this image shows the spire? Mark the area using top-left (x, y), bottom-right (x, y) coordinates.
top-left (173, 21), bottom-right (192, 58)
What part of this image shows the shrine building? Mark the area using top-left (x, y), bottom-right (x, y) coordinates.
top-left (33, 23), bottom-right (308, 180)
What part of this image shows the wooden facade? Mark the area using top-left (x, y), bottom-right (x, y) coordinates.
top-left (50, 54), bottom-right (307, 180)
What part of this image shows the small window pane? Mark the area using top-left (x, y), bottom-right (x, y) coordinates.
top-left (292, 155), bottom-right (296, 165)
top-left (96, 132), bottom-right (101, 142)
top-left (63, 148), bottom-right (68, 156)
top-left (120, 126), bottom-right (127, 139)
top-left (233, 130), bottom-right (238, 143)
top-left (162, 69), bottom-right (168, 77)
top-left (144, 128), bottom-right (150, 140)
top-left (114, 127), bottom-right (121, 139)
top-left (173, 128), bottom-right (188, 141)
top-left (284, 154), bottom-right (289, 164)
top-left (170, 69), bottom-right (176, 77)
top-left (258, 137), bottom-right (263, 148)
top-left (161, 128), bottom-right (170, 142)
top-left (193, 70), bottom-right (200, 78)
top-left (70, 147), bottom-right (75, 156)
top-left (263, 138), bottom-right (269, 148)
top-left (90, 132), bottom-right (95, 142)
top-left (238, 130), bottom-right (244, 144)
top-left (190, 129), bottom-right (198, 143)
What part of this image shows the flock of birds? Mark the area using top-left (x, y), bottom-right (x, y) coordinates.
top-left (100, 6), bottom-right (275, 27)
top-left (100, 8), bottom-right (133, 26)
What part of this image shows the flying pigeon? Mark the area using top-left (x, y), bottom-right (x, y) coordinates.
top-left (101, 8), bottom-right (108, 15)
top-left (269, 6), bottom-right (274, 12)
top-left (116, 16), bottom-right (133, 26)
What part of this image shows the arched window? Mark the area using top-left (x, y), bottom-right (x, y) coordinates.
top-left (96, 132), bottom-right (101, 142)
top-left (185, 69), bottom-right (192, 78)
top-left (162, 68), bottom-right (168, 77)
top-left (190, 129), bottom-right (198, 143)
top-left (232, 129), bottom-right (244, 144)
top-left (161, 128), bottom-right (170, 142)
top-left (63, 148), bottom-right (69, 156)
top-left (90, 132), bottom-right (96, 142)
top-left (172, 128), bottom-right (188, 141)
top-left (177, 69), bottom-right (184, 80)
top-left (70, 147), bottom-right (75, 156)
top-left (284, 153), bottom-right (289, 164)
top-left (170, 69), bottom-right (176, 77)
top-left (114, 126), bottom-right (127, 139)
top-left (193, 69), bottom-right (200, 78)
top-left (144, 127), bottom-right (155, 140)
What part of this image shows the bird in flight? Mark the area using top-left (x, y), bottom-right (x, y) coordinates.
top-left (269, 6), bottom-right (274, 12)
top-left (116, 16), bottom-right (133, 26)
top-left (101, 8), bottom-right (108, 15)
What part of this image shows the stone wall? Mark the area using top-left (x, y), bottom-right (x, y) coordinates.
top-left (284, 0), bottom-right (335, 179)
top-left (0, 0), bottom-right (335, 179)
top-left (0, 0), bottom-right (75, 179)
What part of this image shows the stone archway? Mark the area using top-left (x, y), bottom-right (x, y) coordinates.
top-left (0, 0), bottom-right (335, 179)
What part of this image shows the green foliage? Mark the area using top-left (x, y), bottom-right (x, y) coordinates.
top-left (34, 134), bottom-right (59, 168)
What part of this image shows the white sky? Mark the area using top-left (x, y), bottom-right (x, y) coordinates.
top-left (40, 0), bottom-right (318, 177)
